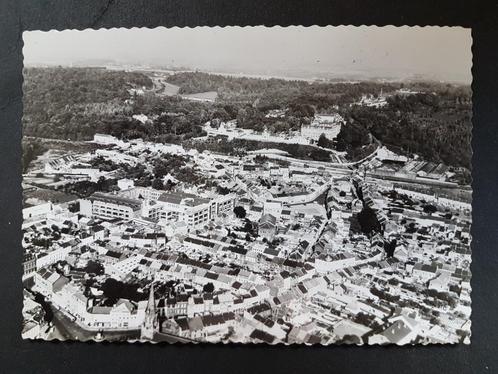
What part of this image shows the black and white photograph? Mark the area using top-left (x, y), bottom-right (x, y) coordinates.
top-left (21, 26), bottom-right (472, 345)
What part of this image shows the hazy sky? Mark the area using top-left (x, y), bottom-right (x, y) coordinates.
top-left (23, 26), bottom-right (472, 83)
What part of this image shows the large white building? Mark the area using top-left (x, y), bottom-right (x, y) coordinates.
top-left (80, 193), bottom-right (142, 220)
top-left (93, 133), bottom-right (126, 147)
top-left (301, 114), bottom-right (345, 142)
top-left (125, 186), bottom-right (163, 201)
top-left (142, 191), bottom-right (236, 228)
top-left (23, 202), bottom-right (53, 221)
top-left (80, 188), bottom-right (236, 228)
top-left (35, 243), bottom-right (74, 269)
top-left (34, 271), bottom-right (148, 331)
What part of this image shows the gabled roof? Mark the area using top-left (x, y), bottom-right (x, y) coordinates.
top-left (380, 319), bottom-right (413, 344)
top-left (250, 329), bottom-right (275, 344)
top-left (259, 214), bottom-right (277, 226)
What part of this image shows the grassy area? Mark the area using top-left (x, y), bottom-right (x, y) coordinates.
top-left (24, 188), bottom-right (79, 205)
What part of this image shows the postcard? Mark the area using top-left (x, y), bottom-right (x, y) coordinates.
top-left (21, 26), bottom-right (472, 345)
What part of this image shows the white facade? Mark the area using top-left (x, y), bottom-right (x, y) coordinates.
top-left (301, 114), bottom-right (344, 141)
top-left (23, 202), bottom-right (53, 220)
top-left (93, 133), bottom-right (125, 147)
top-left (36, 245), bottom-right (73, 269)
top-left (52, 283), bottom-right (147, 331)
top-left (117, 178), bottom-right (135, 191)
top-left (80, 193), bottom-right (141, 220)
top-left (263, 201), bottom-right (283, 219)
top-left (142, 192), bottom-right (236, 228)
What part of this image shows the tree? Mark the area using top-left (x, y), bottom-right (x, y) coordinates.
top-left (152, 178), bottom-right (164, 190)
top-left (84, 260), bottom-right (105, 276)
top-left (242, 220), bottom-right (254, 233)
top-left (100, 278), bottom-right (145, 305)
top-left (233, 206), bottom-right (247, 219)
top-left (357, 207), bottom-right (382, 235)
top-left (422, 204), bottom-right (437, 214)
top-left (216, 185), bottom-right (231, 195)
top-left (22, 140), bottom-right (47, 173)
top-left (384, 239), bottom-right (397, 258)
top-left (353, 312), bottom-right (375, 327)
top-left (317, 133), bottom-right (334, 149)
top-left (68, 201), bottom-right (80, 213)
top-left (203, 282), bottom-right (215, 293)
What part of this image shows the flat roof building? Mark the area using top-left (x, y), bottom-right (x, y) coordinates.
top-left (143, 191), bottom-right (236, 228)
top-left (80, 193), bottom-right (142, 220)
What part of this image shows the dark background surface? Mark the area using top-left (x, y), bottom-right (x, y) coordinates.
top-left (1, 1), bottom-right (497, 373)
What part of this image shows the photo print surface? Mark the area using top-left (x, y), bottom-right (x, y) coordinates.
top-left (21, 26), bottom-right (472, 345)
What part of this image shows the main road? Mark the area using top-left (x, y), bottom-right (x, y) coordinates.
top-left (50, 305), bottom-right (141, 342)
top-left (51, 304), bottom-right (194, 343)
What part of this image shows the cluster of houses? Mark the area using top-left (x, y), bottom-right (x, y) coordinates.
top-left (21, 134), bottom-right (471, 344)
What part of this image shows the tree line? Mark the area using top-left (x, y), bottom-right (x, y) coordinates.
top-left (336, 91), bottom-right (472, 169)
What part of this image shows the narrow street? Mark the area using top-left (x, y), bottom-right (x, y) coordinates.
top-left (50, 305), bottom-right (140, 342)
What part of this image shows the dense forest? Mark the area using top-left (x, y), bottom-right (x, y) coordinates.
top-left (165, 71), bottom-right (407, 110)
top-left (23, 67), bottom-right (472, 170)
top-left (23, 68), bottom-right (222, 144)
top-left (336, 91), bottom-right (472, 168)
top-left (164, 72), bottom-right (472, 169)
top-left (23, 67), bottom-right (153, 140)
top-left (185, 136), bottom-right (333, 162)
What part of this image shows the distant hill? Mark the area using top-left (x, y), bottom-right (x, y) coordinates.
top-left (22, 67), bottom-right (472, 172)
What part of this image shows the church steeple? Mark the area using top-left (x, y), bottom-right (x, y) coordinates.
top-left (141, 283), bottom-right (157, 341)
top-left (146, 283), bottom-right (155, 313)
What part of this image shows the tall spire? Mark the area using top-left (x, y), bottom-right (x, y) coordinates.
top-left (146, 282), bottom-right (155, 314)
top-left (141, 282), bottom-right (157, 341)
